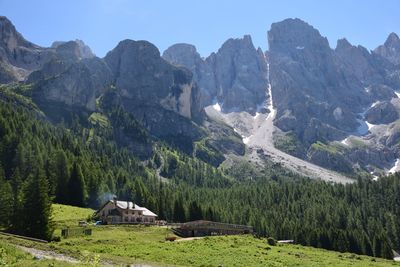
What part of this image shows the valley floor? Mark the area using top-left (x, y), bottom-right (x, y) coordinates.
top-left (1, 204), bottom-right (399, 266)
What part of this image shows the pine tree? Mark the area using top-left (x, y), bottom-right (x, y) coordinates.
top-left (0, 170), bottom-right (13, 227)
top-left (20, 168), bottom-right (54, 240)
top-left (53, 150), bottom-right (70, 204)
top-left (173, 198), bottom-right (186, 222)
top-left (188, 201), bottom-right (203, 221)
top-left (68, 161), bottom-right (86, 207)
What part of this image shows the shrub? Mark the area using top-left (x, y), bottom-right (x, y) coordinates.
top-left (267, 237), bottom-right (277, 246)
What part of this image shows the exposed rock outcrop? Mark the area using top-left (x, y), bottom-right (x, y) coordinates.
top-left (0, 16), bottom-right (54, 81)
top-left (365, 101), bottom-right (398, 124)
top-left (163, 35), bottom-right (269, 113)
top-left (268, 18), bottom-right (369, 145)
top-left (104, 39), bottom-right (204, 151)
top-left (374, 33), bottom-right (400, 65)
top-left (30, 41), bottom-right (112, 111)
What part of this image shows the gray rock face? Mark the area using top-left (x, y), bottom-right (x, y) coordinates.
top-left (365, 84), bottom-right (397, 102)
top-left (374, 33), bottom-right (400, 65)
top-left (0, 16), bottom-right (54, 81)
top-left (335, 38), bottom-right (384, 84)
top-left (163, 35), bottom-right (269, 113)
top-left (266, 19), bottom-right (400, 174)
top-left (51, 39), bottom-right (94, 59)
top-left (30, 41), bottom-right (112, 111)
top-left (268, 18), bottom-right (370, 144)
top-left (307, 146), bottom-right (353, 173)
top-left (105, 40), bottom-right (201, 120)
top-left (365, 101), bottom-right (398, 124)
top-left (104, 40), bottom-right (204, 148)
top-left (163, 43), bottom-right (216, 109)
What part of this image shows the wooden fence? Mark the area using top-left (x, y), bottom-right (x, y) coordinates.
top-left (61, 228), bottom-right (92, 238)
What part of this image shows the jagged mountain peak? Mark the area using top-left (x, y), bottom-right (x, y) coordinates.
top-left (218, 34), bottom-right (255, 52)
top-left (164, 43), bottom-right (198, 55)
top-left (0, 15), bottom-right (36, 50)
top-left (336, 38), bottom-right (352, 50)
top-left (51, 39), bottom-right (94, 59)
top-left (162, 43), bottom-right (202, 70)
top-left (374, 32), bottom-right (400, 65)
top-left (105, 39), bottom-right (161, 65)
top-left (385, 32), bottom-right (400, 45)
top-left (268, 18), bottom-right (330, 53)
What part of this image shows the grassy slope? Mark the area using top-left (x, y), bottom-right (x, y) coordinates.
top-left (2, 204), bottom-right (400, 266)
top-left (0, 241), bottom-right (72, 267)
top-left (52, 204), bottom-right (95, 228)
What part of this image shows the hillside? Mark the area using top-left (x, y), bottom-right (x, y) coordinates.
top-left (0, 204), bottom-right (398, 267)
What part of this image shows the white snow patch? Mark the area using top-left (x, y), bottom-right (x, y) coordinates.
top-left (212, 102), bottom-right (222, 112)
top-left (254, 112), bottom-right (260, 119)
top-left (340, 137), bottom-right (350, 146)
top-left (233, 128), bottom-right (239, 134)
top-left (265, 63), bottom-right (277, 120)
top-left (370, 172), bottom-right (379, 181)
top-left (371, 101), bottom-right (380, 108)
top-left (366, 121), bottom-right (376, 130)
top-left (389, 159), bottom-right (400, 174)
top-left (243, 135), bottom-right (252, 144)
top-left (395, 91), bottom-right (400, 98)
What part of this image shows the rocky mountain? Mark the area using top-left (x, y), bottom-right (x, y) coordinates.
top-left (374, 33), bottom-right (400, 65)
top-left (2, 15), bottom-right (400, 178)
top-left (0, 16), bottom-right (54, 82)
top-left (0, 17), bottom-right (244, 163)
top-left (163, 18), bottom-right (400, 177)
top-left (102, 39), bottom-right (206, 151)
top-left (163, 35), bottom-right (269, 114)
top-left (266, 19), bottom-right (400, 175)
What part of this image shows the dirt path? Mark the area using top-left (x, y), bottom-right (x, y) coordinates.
top-left (175, 237), bottom-right (205, 242)
top-left (16, 245), bottom-right (80, 264)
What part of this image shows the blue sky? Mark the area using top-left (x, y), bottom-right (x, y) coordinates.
top-left (1, 0), bottom-right (399, 57)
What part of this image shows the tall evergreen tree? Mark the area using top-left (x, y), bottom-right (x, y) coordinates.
top-left (0, 171), bottom-right (13, 227)
top-left (173, 198), bottom-right (186, 222)
top-left (53, 150), bottom-right (70, 204)
top-left (188, 201), bottom-right (203, 221)
top-left (20, 168), bottom-right (54, 240)
top-left (68, 161), bottom-right (86, 207)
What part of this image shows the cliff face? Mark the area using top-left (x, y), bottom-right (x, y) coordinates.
top-left (163, 35), bottom-right (269, 113)
top-left (29, 41), bottom-right (112, 111)
top-left (374, 33), bottom-right (400, 65)
top-left (268, 19), bottom-right (367, 143)
top-left (0, 16), bottom-right (54, 81)
top-left (103, 39), bottom-right (204, 150)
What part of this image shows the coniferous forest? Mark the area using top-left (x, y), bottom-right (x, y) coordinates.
top-left (0, 92), bottom-right (399, 260)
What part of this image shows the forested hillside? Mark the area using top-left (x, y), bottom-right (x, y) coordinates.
top-left (0, 89), bottom-right (399, 259)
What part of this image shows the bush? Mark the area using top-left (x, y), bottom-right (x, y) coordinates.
top-left (52, 236), bottom-right (61, 242)
top-left (267, 237), bottom-right (277, 246)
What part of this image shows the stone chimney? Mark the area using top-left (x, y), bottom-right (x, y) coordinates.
top-left (113, 197), bottom-right (117, 208)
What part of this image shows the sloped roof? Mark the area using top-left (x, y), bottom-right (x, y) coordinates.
top-left (112, 200), bottom-right (157, 217)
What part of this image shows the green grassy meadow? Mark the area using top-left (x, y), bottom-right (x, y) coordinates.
top-left (1, 204), bottom-right (400, 266)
